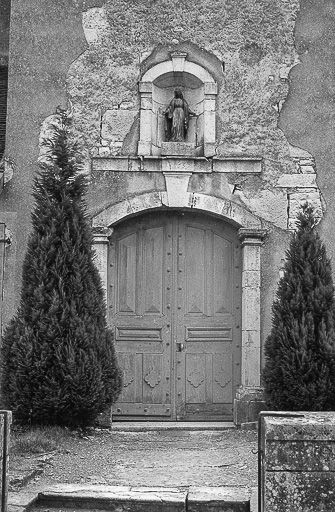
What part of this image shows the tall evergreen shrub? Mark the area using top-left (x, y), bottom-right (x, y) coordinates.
top-left (263, 204), bottom-right (335, 411)
top-left (1, 116), bottom-right (122, 426)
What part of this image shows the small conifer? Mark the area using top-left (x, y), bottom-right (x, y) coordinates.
top-left (262, 204), bottom-right (335, 411)
top-left (1, 115), bottom-right (122, 426)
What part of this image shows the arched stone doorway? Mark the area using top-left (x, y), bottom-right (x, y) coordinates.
top-left (108, 209), bottom-right (241, 421)
top-left (92, 193), bottom-right (266, 423)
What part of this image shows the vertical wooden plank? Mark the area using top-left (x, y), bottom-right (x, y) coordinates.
top-left (135, 353), bottom-right (143, 404)
top-left (205, 353), bottom-right (213, 404)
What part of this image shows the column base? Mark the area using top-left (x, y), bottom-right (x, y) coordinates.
top-left (94, 407), bottom-right (112, 428)
top-left (234, 386), bottom-right (267, 426)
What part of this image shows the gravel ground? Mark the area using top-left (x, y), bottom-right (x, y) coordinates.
top-left (21, 429), bottom-right (258, 491)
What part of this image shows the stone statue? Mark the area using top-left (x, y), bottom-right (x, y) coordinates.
top-left (164, 89), bottom-right (195, 142)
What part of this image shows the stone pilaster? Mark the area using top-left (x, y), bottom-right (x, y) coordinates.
top-left (234, 228), bottom-right (267, 425)
top-left (92, 226), bottom-right (113, 300)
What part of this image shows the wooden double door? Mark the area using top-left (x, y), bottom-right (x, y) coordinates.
top-left (109, 211), bottom-right (241, 421)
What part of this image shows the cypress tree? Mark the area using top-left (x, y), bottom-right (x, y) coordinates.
top-left (262, 204), bottom-right (335, 411)
top-left (1, 115), bottom-right (122, 427)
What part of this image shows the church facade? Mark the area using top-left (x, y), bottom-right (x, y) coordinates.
top-left (1, 0), bottom-right (334, 424)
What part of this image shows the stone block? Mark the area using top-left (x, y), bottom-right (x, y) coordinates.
top-left (98, 146), bottom-right (111, 157)
top-left (233, 398), bottom-right (249, 425)
top-left (102, 110), bottom-right (137, 141)
top-left (242, 270), bottom-right (260, 288)
top-left (261, 413), bottom-right (335, 512)
top-left (140, 96), bottom-right (152, 110)
top-left (300, 165), bottom-right (315, 173)
top-left (265, 441), bottom-right (335, 471)
top-left (264, 472), bottom-right (335, 512)
top-left (137, 141), bottom-right (151, 156)
top-left (204, 82), bottom-right (218, 95)
top-left (248, 400), bottom-right (266, 422)
top-left (276, 173), bottom-right (317, 188)
top-left (204, 111), bottom-right (216, 143)
top-left (36, 486), bottom-right (187, 512)
top-left (194, 158), bottom-right (212, 173)
top-left (161, 142), bottom-right (196, 156)
top-left (241, 336), bottom-right (261, 387)
top-left (242, 245), bottom-right (261, 272)
top-left (162, 158), bottom-right (194, 174)
top-left (188, 487), bottom-right (250, 512)
top-left (204, 142), bottom-right (216, 157)
top-left (242, 288), bottom-right (260, 330)
top-left (95, 407), bottom-right (112, 428)
top-left (138, 81), bottom-right (152, 93)
top-left (204, 99), bottom-right (216, 112)
top-left (163, 172), bottom-right (192, 207)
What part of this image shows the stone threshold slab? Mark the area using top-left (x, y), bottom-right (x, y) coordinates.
top-left (110, 421), bottom-right (235, 431)
top-left (16, 485), bottom-right (252, 512)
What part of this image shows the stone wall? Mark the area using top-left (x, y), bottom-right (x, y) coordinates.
top-left (260, 412), bottom-right (335, 511)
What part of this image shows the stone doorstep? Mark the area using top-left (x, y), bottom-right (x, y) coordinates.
top-left (110, 421), bottom-right (235, 431)
top-left (13, 485), bottom-right (252, 512)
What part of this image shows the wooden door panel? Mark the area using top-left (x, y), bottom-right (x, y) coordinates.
top-left (110, 214), bottom-right (172, 418)
top-left (176, 214), bottom-right (241, 421)
top-left (117, 233), bottom-right (137, 314)
top-left (141, 227), bottom-right (164, 315)
top-left (213, 234), bottom-right (233, 315)
top-left (185, 226), bottom-right (206, 315)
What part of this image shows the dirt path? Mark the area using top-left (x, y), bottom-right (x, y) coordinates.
top-left (19, 429), bottom-right (258, 491)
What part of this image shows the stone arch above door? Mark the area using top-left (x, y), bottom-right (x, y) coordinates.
top-left (92, 193), bottom-right (266, 424)
top-left (92, 191), bottom-right (262, 230)
top-left (138, 52), bottom-right (218, 157)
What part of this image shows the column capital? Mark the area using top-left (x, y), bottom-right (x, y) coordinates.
top-left (92, 226), bottom-right (113, 244)
top-left (238, 228), bottom-right (267, 246)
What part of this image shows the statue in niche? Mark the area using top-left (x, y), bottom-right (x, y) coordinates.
top-left (164, 89), bottom-right (195, 142)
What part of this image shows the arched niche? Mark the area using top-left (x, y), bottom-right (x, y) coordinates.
top-left (138, 52), bottom-right (218, 157)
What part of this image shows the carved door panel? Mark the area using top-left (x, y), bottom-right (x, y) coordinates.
top-left (109, 213), bottom-right (174, 418)
top-left (175, 214), bottom-right (241, 420)
top-left (109, 211), bottom-right (241, 421)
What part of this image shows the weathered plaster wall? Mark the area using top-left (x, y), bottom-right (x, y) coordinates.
top-left (279, 0), bottom-right (335, 260)
top-left (0, 0), bottom-right (89, 325)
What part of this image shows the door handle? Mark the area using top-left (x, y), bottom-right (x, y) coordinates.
top-left (176, 341), bottom-right (185, 352)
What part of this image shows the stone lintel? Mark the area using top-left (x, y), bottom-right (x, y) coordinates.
top-left (92, 156), bottom-right (263, 175)
top-left (238, 228), bottom-right (267, 245)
